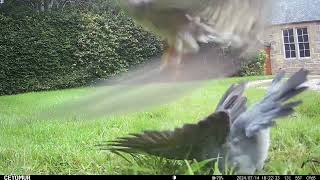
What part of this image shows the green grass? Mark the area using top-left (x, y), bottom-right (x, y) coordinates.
top-left (0, 76), bottom-right (319, 175)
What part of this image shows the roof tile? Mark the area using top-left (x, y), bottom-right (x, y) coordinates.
top-left (270, 0), bottom-right (320, 25)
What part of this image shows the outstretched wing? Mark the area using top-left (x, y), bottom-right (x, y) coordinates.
top-left (101, 83), bottom-right (247, 161)
top-left (121, 0), bottom-right (270, 46)
top-left (232, 69), bottom-right (309, 138)
top-left (215, 83), bottom-right (248, 123)
top-left (104, 111), bottom-right (229, 160)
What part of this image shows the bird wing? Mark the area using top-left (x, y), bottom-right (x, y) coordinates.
top-left (215, 83), bottom-right (248, 123)
top-left (129, 0), bottom-right (266, 16)
top-left (105, 111), bottom-right (230, 160)
top-left (126, 0), bottom-right (270, 45)
top-left (101, 83), bottom-right (248, 161)
top-left (231, 69), bottom-right (309, 138)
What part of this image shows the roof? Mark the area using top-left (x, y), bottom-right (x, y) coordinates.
top-left (270, 0), bottom-right (320, 25)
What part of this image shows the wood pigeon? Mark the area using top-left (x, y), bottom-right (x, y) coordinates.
top-left (101, 69), bottom-right (309, 174)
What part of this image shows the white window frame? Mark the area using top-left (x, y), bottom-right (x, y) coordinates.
top-left (296, 27), bottom-right (311, 59)
top-left (282, 27), bottom-right (311, 60)
top-left (282, 28), bottom-right (297, 59)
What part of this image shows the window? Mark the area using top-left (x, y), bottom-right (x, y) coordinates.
top-left (297, 28), bottom-right (310, 58)
top-left (282, 27), bottom-right (311, 59)
top-left (283, 29), bottom-right (296, 58)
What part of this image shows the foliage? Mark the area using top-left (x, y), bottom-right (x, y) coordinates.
top-left (0, 6), bottom-right (163, 95)
top-left (238, 51), bottom-right (266, 77)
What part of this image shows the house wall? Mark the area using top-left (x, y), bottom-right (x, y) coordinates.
top-left (265, 21), bottom-right (320, 75)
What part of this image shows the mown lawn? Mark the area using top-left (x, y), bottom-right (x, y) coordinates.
top-left (0, 77), bottom-right (319, 175)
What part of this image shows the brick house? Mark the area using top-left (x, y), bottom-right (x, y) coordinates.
top-left (264, 0), bottom-right (320, 75)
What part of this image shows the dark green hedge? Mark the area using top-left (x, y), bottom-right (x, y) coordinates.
top-left (0, 9), bottom-right (163, 95)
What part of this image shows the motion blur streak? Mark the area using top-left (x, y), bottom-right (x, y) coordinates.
top-left (42, 44), bottom-right (253, 119)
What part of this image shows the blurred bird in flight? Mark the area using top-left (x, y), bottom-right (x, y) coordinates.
top-left (118, 0), bottom-right (271, 79)
top-left (45, 0), bottom-right (273, 119)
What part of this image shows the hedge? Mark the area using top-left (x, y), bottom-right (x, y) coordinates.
top-left (0, 9), bottom-right (163, 95)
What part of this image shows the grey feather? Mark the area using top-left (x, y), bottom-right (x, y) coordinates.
top-left (104, 111), bottom-right (230, 160)
top-left (102, 69), bottom-right (309, 174)
top-left (225, 68), bottom-right (309, 174)
top-left (215, 83), bottom-right (247, 122)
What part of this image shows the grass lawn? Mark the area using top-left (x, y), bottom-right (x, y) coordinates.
top-left (0, 76), bottom-right (319, 175)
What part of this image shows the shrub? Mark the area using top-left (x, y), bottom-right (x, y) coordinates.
top-left (238, 51), bottom-right (266, 77)
top-left (0, 8), bottom-right (163, 95)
